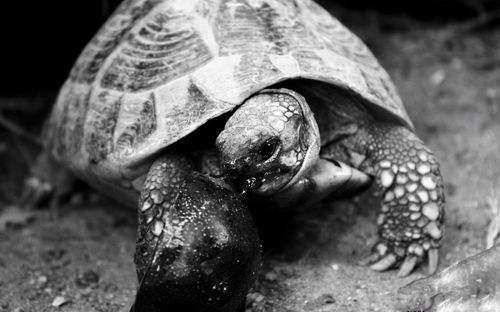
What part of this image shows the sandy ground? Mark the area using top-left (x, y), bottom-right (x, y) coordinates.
top-left (1, 7), bottom-right (500, 312)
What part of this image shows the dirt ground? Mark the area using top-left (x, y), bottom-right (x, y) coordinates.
top-left (1, 6), bottom-right (500, 312)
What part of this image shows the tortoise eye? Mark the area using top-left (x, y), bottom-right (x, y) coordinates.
top-left (259, 138), bottom-right (279, 159)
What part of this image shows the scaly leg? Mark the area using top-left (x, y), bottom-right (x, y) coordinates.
top-left (352, 123), bottom-right (445, 277)
top-left (131, 152), bottom-right (261, 312)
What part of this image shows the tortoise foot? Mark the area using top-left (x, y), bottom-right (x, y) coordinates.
top-left (360, 239), bottom-right (439, 278)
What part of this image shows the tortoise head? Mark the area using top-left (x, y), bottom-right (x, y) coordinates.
top-left (216, 88), bottom-right (320, 196)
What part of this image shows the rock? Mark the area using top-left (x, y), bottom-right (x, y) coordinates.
top-left (318, 293), bottom-right (336, 305)
top-left (75, 270), bottom-right (99, 288)
top-left (430, 69), bottom-right (446, 86)
top-left (37, 275), bottom-right (48, 288)
top-left (51, 296), bottom-right (68, 307)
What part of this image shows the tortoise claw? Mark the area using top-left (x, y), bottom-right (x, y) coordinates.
top-left (397, 255), bottom-right (418, 277)
top-left (428, 248), bottom-right (439, 275)
top-left (370, 254), bottom-right (397, 271)
top-left (358, 252), bottom-right (383, 266)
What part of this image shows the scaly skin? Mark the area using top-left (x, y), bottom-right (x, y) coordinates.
top-left (132, 153), bottom-right (261, 312)
top-left (324, 123), bottom-right (445, 276)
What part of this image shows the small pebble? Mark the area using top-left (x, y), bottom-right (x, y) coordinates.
top-left (51, 296), bottom-right (68, 307)
top-left (356, 284), bottom-right (367, 289)
top-left (75, 270), bottom-right (100, 288)
top-left (105, 293), bottom-right (115, 300)
top-left (80, 287), bottom-right (92, 296)
top-left (430, 69), bottom-right (446, 86)
top-left (37, 275), bottom-right (48, 287)
top-left (318, 293), bottom-right (336, 305)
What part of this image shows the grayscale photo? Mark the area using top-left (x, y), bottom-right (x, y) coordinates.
top-left (1, 0), bottom-right (499, 311)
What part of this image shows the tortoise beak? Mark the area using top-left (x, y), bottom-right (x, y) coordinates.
top-left (222, 161), bottom-right (263, 194)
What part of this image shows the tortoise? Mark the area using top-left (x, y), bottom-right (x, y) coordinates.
top-left (26, 0), bottom-right (446, 310)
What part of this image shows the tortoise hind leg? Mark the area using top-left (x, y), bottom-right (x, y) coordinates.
top-left (0, 152), bottom-right (74, 230)
top-left (132, 152), bottom-right (260, 312)
top-left (19, 151), bottom-right (75, 214)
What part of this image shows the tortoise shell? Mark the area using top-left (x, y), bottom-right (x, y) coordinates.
top-left (46, 0), bottom-right (412, 200)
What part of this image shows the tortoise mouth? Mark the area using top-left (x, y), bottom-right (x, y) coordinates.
top-left (226, 166), bottom-right (291, 196)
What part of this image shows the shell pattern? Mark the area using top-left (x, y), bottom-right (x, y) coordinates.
top-left (46, 0), bottom-right (411, 198)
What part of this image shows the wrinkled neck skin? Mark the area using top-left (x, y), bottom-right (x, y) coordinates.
top-left (216, 88), bottom-right (320, 196)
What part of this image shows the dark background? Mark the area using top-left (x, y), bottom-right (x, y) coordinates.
top-left (3, 0), bottom-right (120, 96)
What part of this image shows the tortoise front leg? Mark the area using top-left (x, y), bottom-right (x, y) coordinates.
top-left (352, 123), bottom-right (445, 277)
top-left (131, 153), bottom-right (261, 312)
